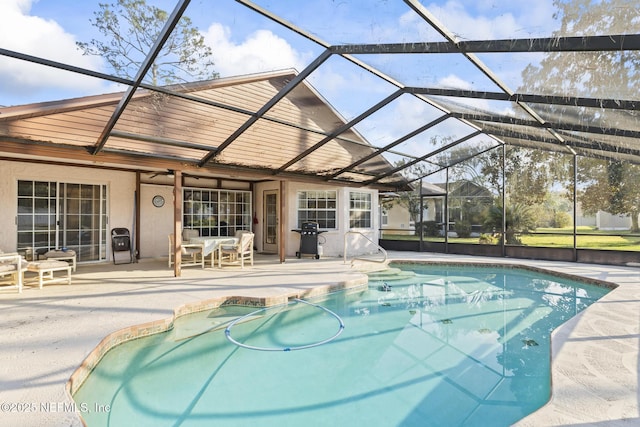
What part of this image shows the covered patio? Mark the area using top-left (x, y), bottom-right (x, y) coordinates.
top-left (0, 253), bottom-right (639, 426)
top-left (3, 0), bottom-right (640, 270)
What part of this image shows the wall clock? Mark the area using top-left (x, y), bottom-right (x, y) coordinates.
top-left (152, 195), bottom-right (165, 208)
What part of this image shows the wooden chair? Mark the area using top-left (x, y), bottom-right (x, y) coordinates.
top-left (182, 228), bottom-right (199, 241)
top-left (218, 232), bottom-right (254, 268)
top-left (168, 234), bottom-right (205, 269)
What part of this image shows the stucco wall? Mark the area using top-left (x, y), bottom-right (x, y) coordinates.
top-left (0, 160), bottom-right (135, 258)
top-left (139, 184), bottom-right (175, 259)
top-left (284, 182), bottom-right (379, 258)
top-left (1, 160), bottom-right (381, 261)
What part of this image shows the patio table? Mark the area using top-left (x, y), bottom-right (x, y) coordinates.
top-left (189, 236), bottom-right (237, 266)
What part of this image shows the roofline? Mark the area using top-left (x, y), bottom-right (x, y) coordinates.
top-left (0, 69), bottom-right (299, 121)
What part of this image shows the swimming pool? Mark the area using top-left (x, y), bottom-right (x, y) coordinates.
top-left (73, 263), bottom-right (611, 426)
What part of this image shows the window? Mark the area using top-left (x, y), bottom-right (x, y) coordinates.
top-left (297, 190), bottom-right (337, 229)
top-left (350, 192), bottom-right (372, 229)
top-left (183, 189), bottom-right (251, 236)
top-left (17, 180), bottom-right (108, 262)
top-left (380, 207), bottom-right (388, 226)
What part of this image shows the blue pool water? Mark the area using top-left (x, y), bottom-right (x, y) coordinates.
top-left (74, 264), bottom-right (611, 426)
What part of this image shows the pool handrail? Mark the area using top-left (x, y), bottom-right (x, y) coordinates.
top-left (343, 230), bottom-right (388, 265)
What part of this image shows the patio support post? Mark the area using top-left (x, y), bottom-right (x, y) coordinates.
top-left (444, 168), bottom-right (449, 252)
top-left (173, 171), bottom-right (183, 277)
top-left (279, 180), bottom-right (286, 263)
top-left (135, 171), bottom-right (141, 261)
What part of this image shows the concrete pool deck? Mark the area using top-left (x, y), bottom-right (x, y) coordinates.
top-left (0, 252), bottom-right (638, 426)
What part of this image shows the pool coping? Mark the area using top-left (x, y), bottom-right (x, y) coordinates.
top-left (390, 259), bottom-right (619, 290)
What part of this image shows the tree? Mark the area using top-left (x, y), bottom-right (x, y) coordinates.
top-left (477, 145), bottom-right (571, 208)
top-left (484, 204), bottom-right (536, 245)
top-left (77, 0), bottom-right (217, 85)
top-left (579, 158), bottom-right (640, 231)
top-left (519, 0), bottom-right (640, 231)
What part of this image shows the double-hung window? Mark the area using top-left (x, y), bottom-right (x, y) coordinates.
top-left (349, 192), bottom-right (372, 229)
top-left (297, 190), bottom-right (336, 229)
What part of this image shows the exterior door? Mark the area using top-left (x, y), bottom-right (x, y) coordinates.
top-left (263, 190), bottom-right (278, 253)
top-left (17, 180), bottom-right (108, 262)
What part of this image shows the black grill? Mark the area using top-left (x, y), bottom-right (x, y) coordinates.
top-left (294, 222), bottom-right (322, 259)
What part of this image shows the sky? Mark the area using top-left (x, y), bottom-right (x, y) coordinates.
top-left (0, 0), bottom-right (561, 177)
top-left (0, 0), bottom-right (559, 105)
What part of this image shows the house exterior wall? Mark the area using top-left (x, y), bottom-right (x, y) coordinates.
top-left (0, 160), bottom-right (134, 256)
top-left (284, 181), bottom-right (380, 258)
top-left (0, 161), bottom-right (379, 261)
top-left (139, 183), bottom-right (175, 259)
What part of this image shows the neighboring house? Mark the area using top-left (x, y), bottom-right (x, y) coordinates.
top-left (0, 70), bottom-right (406, 264)
top-left (380, 182), bottom-right (446, 235)
top-left (381, 180), bottom-right (495, 236)
top-left (383, 181), bottom-right (638, 237)
top-left (445, 180), bottom-right (495, 233)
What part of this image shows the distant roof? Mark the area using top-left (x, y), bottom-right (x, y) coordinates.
top-left (419, 181), bottom-right (447, 196)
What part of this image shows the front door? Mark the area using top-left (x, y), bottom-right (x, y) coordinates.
top-left (263, 190), bottom-right (278, 253)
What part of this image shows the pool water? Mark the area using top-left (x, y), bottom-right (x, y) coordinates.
top-left (74, 264), bottom-right (611, 426)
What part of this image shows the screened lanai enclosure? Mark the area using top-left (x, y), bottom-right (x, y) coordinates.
top-left (2, 0), bottom-right (640, 265)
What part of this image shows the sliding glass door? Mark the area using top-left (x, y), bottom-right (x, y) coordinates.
top-left (17, 180), bottom-right (108, 262)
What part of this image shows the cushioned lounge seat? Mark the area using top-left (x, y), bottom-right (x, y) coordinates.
top-left (0, 252), bottom-right (24, 293)
top-left (25, 260), bottom-right (72, 289)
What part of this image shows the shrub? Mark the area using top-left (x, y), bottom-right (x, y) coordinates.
top-left (478, 233), bottom-right (496, 244)
top-left (418, 221), bottom-right (440, 237)
top-left (454, 220), bottom-right (472, 238)
top-left (554, 211), bottom-right (572, 228)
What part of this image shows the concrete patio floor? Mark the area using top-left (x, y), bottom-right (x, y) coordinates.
top-left (0, 251), bottom-right (638, 426)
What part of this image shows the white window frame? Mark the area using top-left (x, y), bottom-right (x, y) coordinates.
top-left (349, 191), bottom-right (373, 229)
top-left (296, 190), bottom-right (337, 229)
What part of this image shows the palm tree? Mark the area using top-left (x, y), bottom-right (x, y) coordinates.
top-left (484, 204), bottom-right (536, 245)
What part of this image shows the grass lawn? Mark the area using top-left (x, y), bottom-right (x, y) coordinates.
top-left (382, 227), bottom-right (640, 251)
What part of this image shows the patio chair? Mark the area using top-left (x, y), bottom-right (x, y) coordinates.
top-left (168, 234), bottom-right (205, 269)
top-left (182, 228), bottom-right (199, 242)
top-left (0, 252), bottom-right (24, 293)
top-left (218, 232), bottom-right (254, 268)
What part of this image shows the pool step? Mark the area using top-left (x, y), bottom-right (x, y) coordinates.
top-left (367, 268), bottom-right (416, 281)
